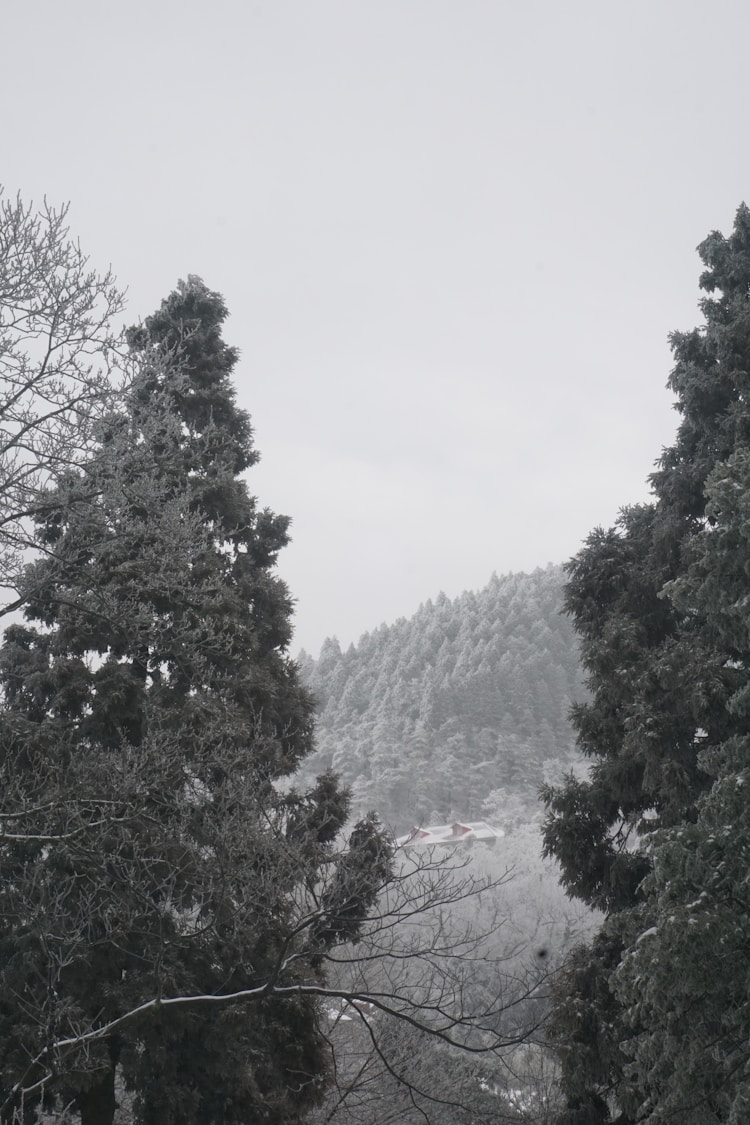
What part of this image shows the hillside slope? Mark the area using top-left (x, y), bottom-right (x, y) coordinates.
top-left (298, 564), bottom-right (584, 831)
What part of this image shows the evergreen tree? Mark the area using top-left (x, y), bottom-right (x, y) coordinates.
top-left (0, 277), bottom-right (388, 1125)
top-left (543, 205), bottom-right (750, 1123)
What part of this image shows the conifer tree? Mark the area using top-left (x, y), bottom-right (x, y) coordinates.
top-left (0, 277), bottom-right (388, 1125)
top-left (543, 205), bottom-right (750, 1123)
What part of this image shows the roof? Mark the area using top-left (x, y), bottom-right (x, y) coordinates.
top-left (396, 820), bottom-right (505, 848)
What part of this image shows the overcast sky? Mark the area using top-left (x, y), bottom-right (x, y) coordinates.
top-left (4, 0), bottom-right (750, 654)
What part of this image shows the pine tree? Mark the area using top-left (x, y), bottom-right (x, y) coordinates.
top-left (0, 277), bottom-right (387, 1125)
top-left (542, 205), bottom-right (750, 1123)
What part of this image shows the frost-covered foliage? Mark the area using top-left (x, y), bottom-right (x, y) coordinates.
top-left (299, 565), bottom-right (584, 830)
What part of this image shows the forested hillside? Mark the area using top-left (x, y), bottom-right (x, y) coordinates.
top-left (298, 565), bottom-right (584, 830)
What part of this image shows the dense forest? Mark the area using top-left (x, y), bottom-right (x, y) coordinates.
top-left (298, 564), bottom-right (585, 830)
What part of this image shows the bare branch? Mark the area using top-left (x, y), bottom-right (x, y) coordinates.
top-left (0, 187), bottom-right (126, 613)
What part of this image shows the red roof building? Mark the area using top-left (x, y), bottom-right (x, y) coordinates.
top-left (396, 820), bottom-right (504, 849)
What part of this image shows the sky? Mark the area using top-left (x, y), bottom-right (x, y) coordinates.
top-left (4, 0), bottom-right (750, 655)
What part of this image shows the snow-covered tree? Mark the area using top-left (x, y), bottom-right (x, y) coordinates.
top-left (0, 278), bottom-right (385, 1124)
top-left (543, 204), bottom-right (750, 1123)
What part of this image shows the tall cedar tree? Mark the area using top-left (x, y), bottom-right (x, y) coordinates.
top-left (0, 278), bottom-right (391, 1125)
top-left (542, 205), bottom-right (750, 1123)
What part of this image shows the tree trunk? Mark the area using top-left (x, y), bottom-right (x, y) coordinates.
top-left (77, 1068), bottom-right (116, 1125)
top-left (76, 1039), bottom-right (120, 1125)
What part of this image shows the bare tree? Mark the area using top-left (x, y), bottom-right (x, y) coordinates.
top-left (1, 832), bottom-right (554, 1124)
top-left (308, 842), bottom-right (568, 1125)
top-left (307, 827), bottom-right (594, 1125)
top-left (0, 188), bottom-right (124, 609)
top-left (312, 1013), bottom-right (563, 1125)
